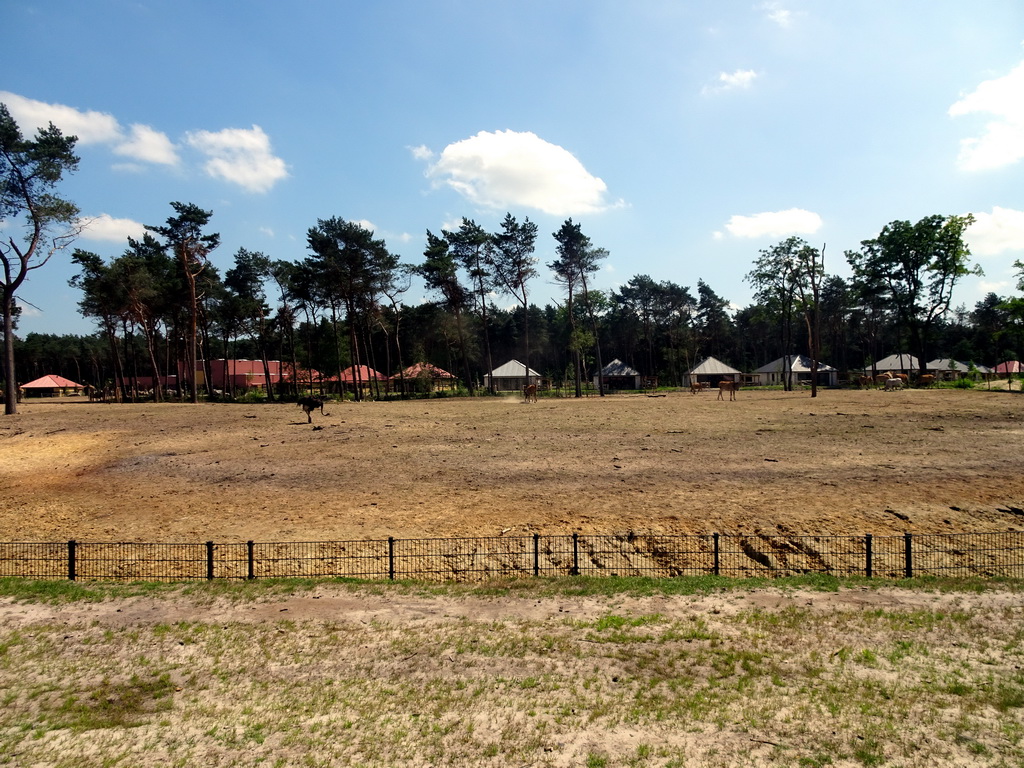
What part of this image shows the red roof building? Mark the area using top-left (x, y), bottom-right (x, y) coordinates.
top-left (20, 375), bottom-right (86, 396)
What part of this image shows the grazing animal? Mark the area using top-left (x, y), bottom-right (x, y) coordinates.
top-left (883, 377), bottom-right (903, 391)
top-left (523, 384), bottom-right (538, 403)
top-left (298, 396), bottom-right (325, 423)
top-left (857, 375), bottom-right (873, 388)
top-left (918, 374), bottom-right (935, 388)
top-left (690, 381), bottom-right (703, 395)
top-left (717, 380), bottom-right (738, 401)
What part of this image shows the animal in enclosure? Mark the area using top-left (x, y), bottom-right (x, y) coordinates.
top-left (857, 375), bottom-right (873, 388)
top-left (717, 380), bottom-right (738, 400)
top-left (690, 381), bottom-right (703, 394)
top-left (298, 396), bottom-right (326, 422)
top-left (523, 384), bottom-right (538, 403)
top-left (917, 374), bottom-right (935, 388)
top-left (883, 377), bottom-right (903, 391)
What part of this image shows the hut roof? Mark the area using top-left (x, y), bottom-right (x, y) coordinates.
top-left (487, 360), bottom-right (541, 378)
top-left (599, 359), bottom-right (640, 376)
top-left (754, 355), bottom-right (836, 374)
top-left (394, 362), bottom-right (456, 380)
top-left (339, 365), bottom-right (386, 382)
top-left (926, 358), bottom-right (972, 373)
top-left (994, 360), bottom-right (1022, 374)
top-left (688, 356), bottom-right (741, 376)
top-left (21, 375), bottom-right (84, 389)
top-left (873, 353), bottom-right (920, 371)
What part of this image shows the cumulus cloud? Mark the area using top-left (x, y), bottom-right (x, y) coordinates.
top-left (77, 214), bottom-right (146, 242)
top-left (422, 130), bottom-right (619, 216)
top-left (113, 124), bottom-right (179, 165)
top-left (0, 91), bottom-right (178, 167)
top-left (186, 126), bottom-right (289, 193)
top-left (723, 208), bottom-right (823, 238)
top-left (702, 69), bottom-right (759, 95)
top-left (949, 62), bottom-right (1024, 171)
top-left (965, 207), bottom-right (1024, 256)
top-left (408, 144), bottom-right (434, 162)
top-left (0, 91), bottom-right (121, 144)
top-left (761, 2), bottom-right (793, 27)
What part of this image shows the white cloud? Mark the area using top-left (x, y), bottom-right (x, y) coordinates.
top-left (0, 91), bottom-right (121, 144)
top-left (423, 130), bottom-right (618, 216)
top-left (186, 125), bottom-right (288, 193)
top-left (113, 124), bottom-right (178, 165)
top-left (723, 208), bottom-right (823, 238)
top-left (77, 214), bottom-right (146, 242)
top-left (949, 62), bottom-right (1024, 171)
top-left (702, 69), bottom-right (759, 95)
top-left (409, 144), bottom-right (434, 162)
top-left (966, 207), bottom-right (1024, 256)
top-left (760, 2), bottom-right (793, 27)
top-left (0, 91), bottom-right (179, 167)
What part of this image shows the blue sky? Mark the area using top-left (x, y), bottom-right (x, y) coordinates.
top-left (4, 0), bottom-right (1024, 337)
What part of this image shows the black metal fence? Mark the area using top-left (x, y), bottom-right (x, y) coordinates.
top-left (1, 531), bottom-right (1022, 583)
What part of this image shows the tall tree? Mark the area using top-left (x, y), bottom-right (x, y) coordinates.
top-left (306, 218), bottom-right (391, 400)
top-left (847, 215), bottom-right (979, 375)
top-left (447, 219), bottom-right (495, 390)
top-left (745, 237), bottom-right (807, 390)
top-left (69, 250), bottom-right (128, 399)
top-left (146, 203), bottom-right (220, 403)
top-left (489, 213), bottom-right (538, 383)
top-left (417, 231), bottom-right (475, 394)
top-left (792, 242), bottom-right (826, 397)
top-left (0, 104), bottom-right (80, 414)
top-left (225, 248), bottom-right (276, 400)
top-left (550, 220), bottom-right (587, 396)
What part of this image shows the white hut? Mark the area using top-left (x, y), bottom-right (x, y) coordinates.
top-left (483, 360), bottom-right (541, 392)
top-left (687, 356), bottom-right (741, 386)
top-left (871, 353), bottom-right (919, 375)
top-left (594, 359), bottom-right (642, 390)
top-left (753, 355), bottom-right (838, 387)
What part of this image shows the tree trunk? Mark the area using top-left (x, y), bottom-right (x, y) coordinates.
top-left (2, 290), bottom-right (17, 415)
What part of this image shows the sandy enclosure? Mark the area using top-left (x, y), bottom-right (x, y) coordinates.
top-left (1, 388), bottom-right (1023, 543)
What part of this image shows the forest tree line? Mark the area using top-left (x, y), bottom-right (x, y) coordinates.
top-left (9, 203), bottom-right (1024, 400)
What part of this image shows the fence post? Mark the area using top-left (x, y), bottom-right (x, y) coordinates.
top-left (713, 533), bottom-right (720, 577)
top-left (206, 541), bottom-right (215, 581)
top-left (533, 533), bottom-right (540, 577)
top-left (388, 537), bottom-right (396, 580)
top-left (865, 534), bottom-right (873, 579)
top-left (904, 532), bottom-right (913, 579)
top-left (247, 541), bottom-right (255, 580)
top-left (571, 533), bottom-right (579, 576)
top-left (67, 539), bottom-right (76, 582)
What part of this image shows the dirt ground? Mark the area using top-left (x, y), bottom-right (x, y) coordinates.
top-left (1, 387), bottom-right (1023, 543)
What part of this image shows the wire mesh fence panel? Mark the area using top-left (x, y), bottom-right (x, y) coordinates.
top-left (391, 537), bottom-right (536, 581)
top-left (717, 535), bottom-right (782, 577)
top-left (251, 541), bottom-right (390, 580)
top-left (0, 543), bottom-right (67, 579)
top-left (910, 532), bottom-right (1024, 578)
top-left (537, 536), bottom-right (577, 577)
top-left (869, 536), bottom-right (912, 579)
top-left (74, 542), bottom-right (208, 581)
top-left (766, 535), bottom-right (870, 577)
top-left (211, 543), bottom-right (249, 580)
top-left (576, 534), bottom-right (715, 577)
top-left (2, 531), bottom-right (1024, 583)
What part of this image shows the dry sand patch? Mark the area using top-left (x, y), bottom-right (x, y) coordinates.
top-left (1, 389), bottom-right (1022, 543)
